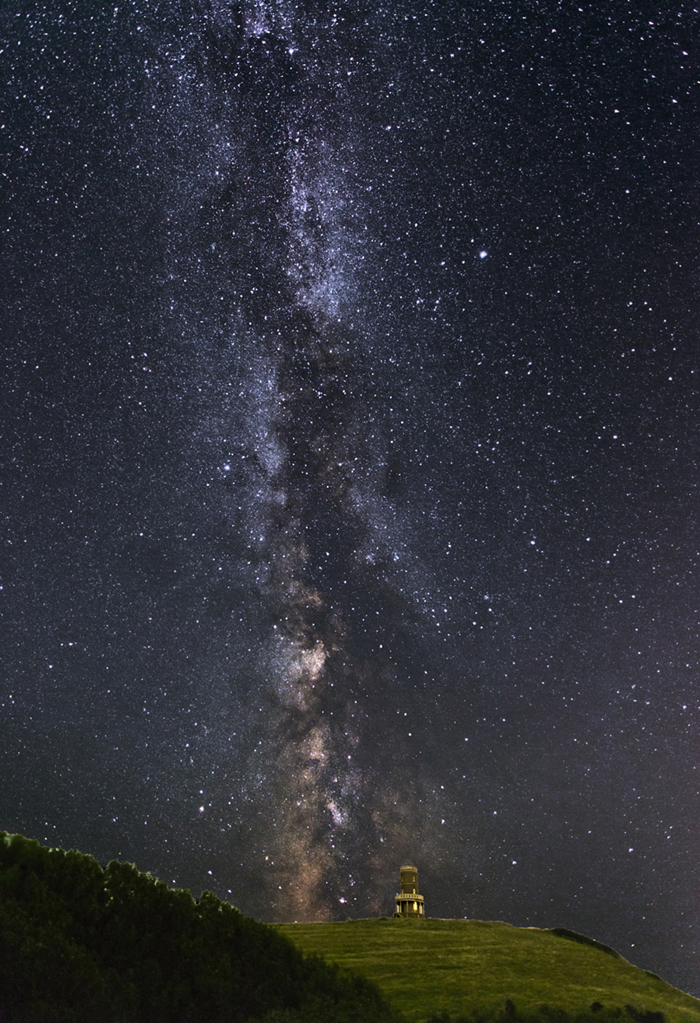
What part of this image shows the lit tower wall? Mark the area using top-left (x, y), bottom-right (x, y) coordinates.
top-left (393, 864), bottom-right (424, 918)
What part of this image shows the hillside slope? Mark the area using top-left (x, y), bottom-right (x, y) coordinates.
top-left (276, 919), bottom-right (700, 1023)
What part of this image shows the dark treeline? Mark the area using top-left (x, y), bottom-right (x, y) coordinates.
top-left (0, 832), bottom-right (397, 1023)
top-left (425, 1002), bottom-right (666, 1023)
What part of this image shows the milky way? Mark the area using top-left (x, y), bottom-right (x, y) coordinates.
top-left (189, 5), bottom-right (463, 919)
top-left (1, 0), bottom-right (700, 995)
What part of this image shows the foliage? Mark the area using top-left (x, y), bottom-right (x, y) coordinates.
top-left (276, 919), bottom-right (700, 1023)
top-left (0, 832), bottom-right (397, 1023)
top-left (422, 1003), bottom-right (668, 1023)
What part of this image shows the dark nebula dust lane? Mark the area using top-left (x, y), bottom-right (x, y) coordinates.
top-left (2, 0), bottom-right (700, 994)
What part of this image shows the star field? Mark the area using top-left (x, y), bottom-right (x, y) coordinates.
top-left (1, 0), bottom-right (699, 996)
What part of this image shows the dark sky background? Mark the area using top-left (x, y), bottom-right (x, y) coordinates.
top-left (2, 0), bottom-right (700, 997)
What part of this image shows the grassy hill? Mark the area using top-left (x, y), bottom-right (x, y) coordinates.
top-left (4, 829), bottom-right (698, 1023)
top-left (276, 918), bottom-right (700, 1023)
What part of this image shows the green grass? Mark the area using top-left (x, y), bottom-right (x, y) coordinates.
top-left (275, 918), bottom-right (700, 1023)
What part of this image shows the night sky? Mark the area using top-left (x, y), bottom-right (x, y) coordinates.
top-left (2, 0), bottom-right (700, 997)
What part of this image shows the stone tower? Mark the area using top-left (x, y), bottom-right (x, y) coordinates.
top-left (393, 864), bottom-right (424, 918)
